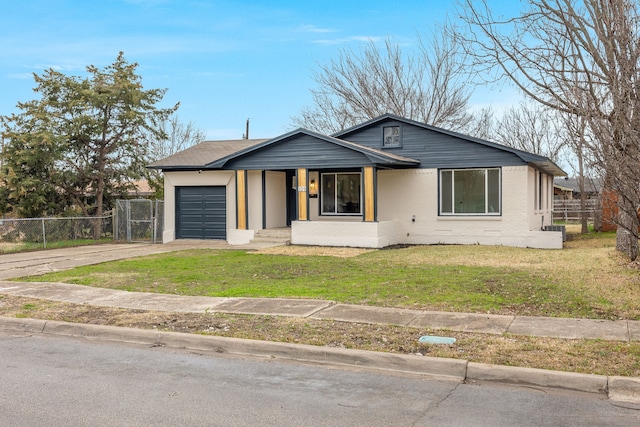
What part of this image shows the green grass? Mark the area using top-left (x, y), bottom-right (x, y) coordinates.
top-left (23, 229), bottom-right (640, 320)
top-left (0, 238), bottom-right (112, 254)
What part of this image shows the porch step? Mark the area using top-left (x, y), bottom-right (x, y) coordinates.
top-left (251, 228), bottom-right (291, 245)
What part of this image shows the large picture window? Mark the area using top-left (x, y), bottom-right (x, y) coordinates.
top-left (321, 172), bottom-right (361, 215)
top-left (440, 168), bottom-right (501, 215)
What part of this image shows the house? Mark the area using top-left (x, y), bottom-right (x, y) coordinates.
top-left (552, 176), bottom-right (601, 224)
top-left (148, 114), bottom-right (566, 249)
top-left (553, 177), bottom-right (602, 201)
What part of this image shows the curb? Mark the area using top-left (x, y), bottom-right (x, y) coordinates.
top-left (2, 316), bottom-right (639, 403)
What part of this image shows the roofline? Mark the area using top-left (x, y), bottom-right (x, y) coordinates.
top-left (206, 127), bottom-right (420, 169)
top-left (333, 113), bottom-right (567, 176)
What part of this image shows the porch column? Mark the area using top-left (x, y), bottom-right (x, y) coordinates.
top-left (363, 166), bottom-right (376, 222)
top-left (297, 168), bottom-right (308, 221)
top-left (236, 170), bottom-right (248, 230)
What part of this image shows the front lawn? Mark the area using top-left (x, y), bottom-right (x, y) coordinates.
top-left (22, 228), bottom-right (640, 320)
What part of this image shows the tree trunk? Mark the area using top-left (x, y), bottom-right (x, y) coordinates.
top-left (616, 196), bottom-right (639, 261)
top-left (93, 174), bottom-right (105, 240)
top-left (577, 149), bottom-right (588, 234)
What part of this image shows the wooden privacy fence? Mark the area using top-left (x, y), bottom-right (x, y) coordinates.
top-left (553, 199), bottom-right (598, 223)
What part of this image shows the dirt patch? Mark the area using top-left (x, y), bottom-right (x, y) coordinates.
top-left (255, 245), bottom-right (374, 258)
top-left (1, 294), bottom-right (639, 377)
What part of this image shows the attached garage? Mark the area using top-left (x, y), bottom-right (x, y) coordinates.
top-left (175, 186), bottom-right (226, 239)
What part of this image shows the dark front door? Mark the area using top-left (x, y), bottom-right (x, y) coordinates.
top-left (286, 170), bottom-right (297, 226)
top-left (176, 186), bottom-right (226, 239)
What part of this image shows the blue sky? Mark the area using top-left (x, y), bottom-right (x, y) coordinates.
top-left (0, 0), bottom-right (519, 140)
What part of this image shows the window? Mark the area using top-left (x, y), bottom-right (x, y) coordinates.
top-left (383, 126), bottom-right (401, 147)
top-left (321, 172), bottom-right (361, 215)
top-left (538, 171), bottom-right (543, 210)
top-left (440, 168), bottom-right (501, 215)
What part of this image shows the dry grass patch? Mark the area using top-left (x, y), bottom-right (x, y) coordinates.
top-left (1, 294), bottom-right (638, 377)
top-left (256, 245), bottom-right (373, 258)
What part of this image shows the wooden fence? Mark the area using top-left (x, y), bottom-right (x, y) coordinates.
top-left (553, 199), bottom-right (598, 223)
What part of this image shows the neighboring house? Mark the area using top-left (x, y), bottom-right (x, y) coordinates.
top-left (553, 177), bottom-right (602, 201)
top-left (148, 114), bottom-right (566, 249)
top-left (127, 179), bottom-right (154, 198)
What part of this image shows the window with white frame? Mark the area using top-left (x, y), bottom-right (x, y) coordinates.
top-left (440, 168), bottom-right (501, 215)
top-left (321, 172), bottom-right (361, 215)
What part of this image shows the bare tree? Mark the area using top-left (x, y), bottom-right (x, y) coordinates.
top-left (459, 0), bottom-right (640, 260)
top-left (293, 28), bottom-right (474, 134)
top-left (146, 114), bottom-right (206, 197)
top-left (148, 114), bottom-right (206, 161)
top-left (493, 103), bottom-right (565, 163)
top-left (463, 106), bottom-right (495, 140)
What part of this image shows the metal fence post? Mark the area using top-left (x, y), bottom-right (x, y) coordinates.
top-left (42, 218), bottom-right (46, 249)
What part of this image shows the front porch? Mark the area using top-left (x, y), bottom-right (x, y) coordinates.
top-left (291, 220), bottom-right (399, 248)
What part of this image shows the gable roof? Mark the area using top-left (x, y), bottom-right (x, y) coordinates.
top-left (334, 114), bottom-right (567, 176)
top-left (206, 128), bottom-right (420, 169)
top-left (148, 114), bottom-right (566, 176)
top-left (147, 139), bottom-right (269, 170)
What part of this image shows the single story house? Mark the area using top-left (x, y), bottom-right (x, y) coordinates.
top-left (148, 114), bottom-right (566, 249)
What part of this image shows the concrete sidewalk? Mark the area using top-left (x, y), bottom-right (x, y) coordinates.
top-left (1, 280), bottom-right (639, 342)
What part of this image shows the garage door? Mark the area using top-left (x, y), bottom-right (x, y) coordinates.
top-left (176, 186), bottom-right (226, 239)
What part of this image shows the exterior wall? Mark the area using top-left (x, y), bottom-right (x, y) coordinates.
top-left (528, 168), bottom-right (555, 232)
top-left (337, 118), bottom-right (529, 170)
top-left (164, 170), bottom-right (285, 244)
top-left (265, 171), bottom-right (287, 229)
top-left (162, 170), bottom-right (237, 243)
top-left (371, 166), bottom-right (561, 248)
top-left (247, 170), bottom-right (263, 231)
top-left (164, 166), bottom-right (561, 249)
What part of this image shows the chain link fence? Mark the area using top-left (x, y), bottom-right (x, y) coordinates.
top-left (0, 214), bottom-right (113, 251)
top-left (114, 199), bottom-right (164, 243)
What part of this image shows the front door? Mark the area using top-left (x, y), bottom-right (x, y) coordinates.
top-left (286, 170), bottom-right (297, 226)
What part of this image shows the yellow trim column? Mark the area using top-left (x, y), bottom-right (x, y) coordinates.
top-left (297, 168), bottom-right (308, 221)
top-left (363, 166), bottom-right (375, 222)
top-left (236, 170), bottom-right (247, 230)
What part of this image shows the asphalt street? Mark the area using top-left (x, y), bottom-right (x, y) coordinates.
top-left (1, 241), bottom-right (639, 404)
top-left (2, 330), bottom-right (639, 427)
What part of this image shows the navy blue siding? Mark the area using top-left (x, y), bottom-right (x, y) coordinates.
top-left (340, 120), bottom-right (527, 169)
top-left (176, 186), bottom-right (226, 239)
top-left (225, 135), bottom-right (375, 170)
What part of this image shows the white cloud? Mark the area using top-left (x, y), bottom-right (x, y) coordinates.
top-left (312, 35), bottom-right (384, 45)
top-left (296, 24), bottom-right (337, 34)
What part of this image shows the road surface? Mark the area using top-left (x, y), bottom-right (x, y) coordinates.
top-left (1, 330), bottom-right (639, 426)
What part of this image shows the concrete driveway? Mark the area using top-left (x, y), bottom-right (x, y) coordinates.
top-left (0, 240), bottom-right (276, 280)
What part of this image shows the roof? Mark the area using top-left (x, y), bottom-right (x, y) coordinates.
top-left (148, 114), bottom-right (566, 176)
top-left (553, 177), bottom-right (602, 194)
top-left (147, 139), bottom-right (269, 170)
top-left (334, 114), bottom-right (567, 176)
top-left (205, 128), bottom-right (420, 169)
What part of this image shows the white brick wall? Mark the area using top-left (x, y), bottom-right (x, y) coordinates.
top-left (163, 166), bottom-right (562, 249)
